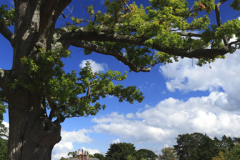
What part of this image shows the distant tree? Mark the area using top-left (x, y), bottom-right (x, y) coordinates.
top-left (105, 142), bottom-right (137, 160)
top-left (126, 155), bottom-right (137, 160)
top-left (174, 133), bottom-right (240, 160)
top-left (173, 132), bottom-right (206, 160)
top-left (136, 149), bottom-right (158, 160)
top-left (60, 157), bottom-right (68, 160)
top-left (212, 135), bottom-right (238, 156)
top-left (196, 134), bottom-right (219, 160)
top-left (212, 143), bottom-right (240, 160)
top-left (220, 135), bottom-right (235, 153)
top-left (89, 154), bottom-right (94, 158)
top-left (94, 153), bottom-right (105, 160)
top-left (158, 147), bottom-right (179, 160)
top-left (68, 151), bottom-right (78, 158)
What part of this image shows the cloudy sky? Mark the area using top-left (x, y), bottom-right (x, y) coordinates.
top-left (1, 0), bottom-right (240, 160)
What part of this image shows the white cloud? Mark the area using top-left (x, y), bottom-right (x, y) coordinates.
top-left (2, 121), bottom-right (9, 128)
top-left (159, 47), bottom-right (240, 112)
top-left (1, 121), bottom-right (9, 140)
top-left (79, 59), bottom-right (108, 74)
top-left (111, 138), bottom-right (120, 144)
top-left (126, 113), bottom-right (135, 119)
top-left (52, 129), bottom-right (94, 160)
top-left (91, 91), bottom-right (240, 145)
top-left (145, 104), bottom-right (152, 108)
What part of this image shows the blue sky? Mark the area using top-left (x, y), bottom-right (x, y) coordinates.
top-left (1, 0), bottom-right (240, 159)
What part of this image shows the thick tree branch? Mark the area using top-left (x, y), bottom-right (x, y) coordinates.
top-left (56, 27), bottom-right (230, 59)
top-left (176, 32), bottom-right (203, 37)
top-left (0, 21), bottom-right (14, 46)
top-left (215, 0), bottom-right (228, 46)
top-left (71, 40), bottom-right (151, 72)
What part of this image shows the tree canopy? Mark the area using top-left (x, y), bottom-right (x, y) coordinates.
top-left (158, 147), bottom-right (179, 160)
top-left (135, 149), bottom-right (158, 160)
top-left (174, 132), bottom-right (240, 160)
top-left (105, 142), bottom-right (137, 160)
top-left (94, 153), bottom-right (105, 160)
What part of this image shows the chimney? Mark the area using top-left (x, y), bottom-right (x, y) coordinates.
top-left (77, 148), bottom-right (89, 160)
top-left (77, 149), bottom-right (81, 160)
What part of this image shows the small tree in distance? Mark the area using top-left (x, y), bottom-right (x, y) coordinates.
top-left (158, 147), bottom-right (179, 160)
top-left (94, 153), bottom-right (105, 160)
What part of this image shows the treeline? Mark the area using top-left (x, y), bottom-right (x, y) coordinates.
top-left (61, 132), bottom-right (240, 160)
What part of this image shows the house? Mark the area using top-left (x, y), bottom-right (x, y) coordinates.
top-left (67, 149), bottom-right (99, 160)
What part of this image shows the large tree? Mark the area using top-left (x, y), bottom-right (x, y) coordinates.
top-left (0, 0), bottom-right (239, 159)
top-left (173, 132), bottom-right (223, 160)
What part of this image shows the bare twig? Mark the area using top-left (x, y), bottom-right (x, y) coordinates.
top-left (59, 5), bottom-right (74, 20)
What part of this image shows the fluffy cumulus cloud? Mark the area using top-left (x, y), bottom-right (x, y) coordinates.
top-left (79, 59), bottom-right (108, 74)
top-left (159, 48), bottom-right (240, 112)
top-left (111, 138), bottom-right (121, 144)
top-left (91, 92), bottom-right (240, 154)
top-left (52, 129), bottom-right (94, 160)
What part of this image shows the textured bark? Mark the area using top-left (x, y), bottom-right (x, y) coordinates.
top-left (6, 89), bottom-right (61, 160)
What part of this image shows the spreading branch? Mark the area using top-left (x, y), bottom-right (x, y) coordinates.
top-left (71, 40), bottom-right (151, 72)
top-left (54, 26), bottom-right (231, 60)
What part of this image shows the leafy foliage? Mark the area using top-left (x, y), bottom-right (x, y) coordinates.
top-left (94, 153), bottom-right (105, 160)
top-left (78, 0), bottom-right (227, 67)
top-left (0, 4), bottom-right (15, 26)
top-left (135, 149), bottom-right (158, 160)
top-left (68, 151), bottom-right (78, 158)
top-left (3, 47), bottom-right (144, 123)
top-left (212, 143), bottom-right (240, 160)
top-left (174, 132), bottom-right (240, 160)
top-left (158, 147), bottom-right (179, 160)
top-left (105, 142), bottom-right (137, 160)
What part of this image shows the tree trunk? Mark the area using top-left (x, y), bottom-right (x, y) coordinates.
top-left (2, 1), bottom-right (72, 159)
top-left (7, 89), bottom-right (61, 160)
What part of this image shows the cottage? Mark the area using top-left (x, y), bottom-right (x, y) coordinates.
top-left (67, 149), bottom-right (99, 160)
